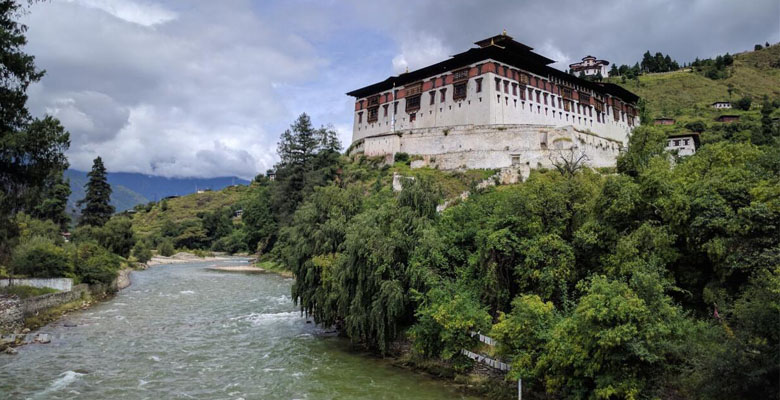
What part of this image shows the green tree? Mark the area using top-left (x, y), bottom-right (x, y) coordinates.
top-left (78, 156), bottom-right (114, 227)
top-left (0, 2), bottom-right (70, 255)
top-left (271, 113), bottom-right (342, 222)
top-left (734, 96), bottom-right (752, 111)
top-left (32, 170), bottom-right (71, 230)
top-left (132, 240), bottom-right (152, 263)
top-left (97, 217), bottom-right (135, 258)
top-left (158, 238), bottom-right (175, 256)
top-left (11, 236), bottom-right (71, 277)
top-left (241, 184), bottom-right (276, 253)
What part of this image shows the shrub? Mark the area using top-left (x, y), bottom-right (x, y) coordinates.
top-left (394, 152), bottom-right (410, 164)
top-left (73, 242), bottom-right (120, 285)
top-left (132, 241), bottom-right (152, 263)
top-left (158, 239), bottom-right (175, 257)
top-left (211, 230), bottom-right (248, 254)
top-left (735, 96), bottom-right (752, 111)
top-left (11, 237), bottom-right (72, 278)
top-left (98, 217), bottom-right (136, 258)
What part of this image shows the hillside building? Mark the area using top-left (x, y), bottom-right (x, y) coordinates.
top-left (569, 55), bottom-right (610, 77)
top-left (666, 133), bottom-right (699, 156)
top-left (715, 115), bottom-right (740, 123)
top-left (711, 101), bottom-right (732, 109)
top-left (346, 33), bottom-right (639, 173)
top-left (654, 118), bottom-right (676, 125)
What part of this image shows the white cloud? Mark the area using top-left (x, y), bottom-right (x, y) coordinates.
top-left (64, 0), bottom-right (177, 26)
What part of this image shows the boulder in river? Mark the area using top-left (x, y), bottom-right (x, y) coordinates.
top-left (33, 333), bottom-right (51, 344)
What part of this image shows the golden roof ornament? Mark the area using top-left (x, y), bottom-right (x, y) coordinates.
top-left (502, 29), bottom-right (507, 36)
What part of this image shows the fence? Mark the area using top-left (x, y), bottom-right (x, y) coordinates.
top-left (0, 278), bottom-right (73, 291)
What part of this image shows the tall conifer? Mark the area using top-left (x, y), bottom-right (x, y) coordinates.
top-left (78, 156), bottom-right (114, 226)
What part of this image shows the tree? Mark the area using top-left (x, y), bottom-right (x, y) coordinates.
top-left (609, 64), bottom-right (619, 77)
top-left (11, 236), bottom-right (71, 277)
top-left (0, 2), bottom-right (70, 251)
top-left (734, 96), bottom-right (752, 111)
top-left (132, 240), bottom-right (152, 263)
top-left (32, 170), bottom-right (71, 230)
top-left (754, 44), bottom-right (763, 51)
top-left (271, 113), bottom-right (342, 222)
top-left (78, 156), bottom-right (114, 227)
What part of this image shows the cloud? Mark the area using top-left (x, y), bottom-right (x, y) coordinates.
top-left (20, 0), bottom-right (780, 179)
top-left (64, 0), bottom-right (177, 26)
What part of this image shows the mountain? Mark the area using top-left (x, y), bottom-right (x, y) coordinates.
top-left (65, 170), bottom-right (250, 213)
top-left (65, 170), bottom-right (148, 214)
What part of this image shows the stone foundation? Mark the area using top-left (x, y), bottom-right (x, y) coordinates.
top-left (355, 124), bottom-right (623, 171)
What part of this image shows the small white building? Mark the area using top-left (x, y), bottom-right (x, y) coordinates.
top-left (711, 101), bottom-right (732, 109)
top-left (569, 56), bottom-right (610, 77)
top-left (666, 133), bottom-right (699, 156)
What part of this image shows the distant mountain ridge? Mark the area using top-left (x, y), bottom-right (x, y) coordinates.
top-left (65, 170), bottom-right (250, 213)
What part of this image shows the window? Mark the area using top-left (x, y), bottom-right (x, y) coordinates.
top-left (383, 104), bottom-right (388, 117)
top-left (406, 95), bottom-right (421, 112)
top-left (504, 80), bottom-right (509, 94)
top-left (674, 139), bottom-right (680, 146)
top-left (429, 91), bottom-right (436, 105)
top-left (536, 91), bottom-right (540, 103)
top-left (453, 82), bottom-right (467, 100)
top-left (684, 139), bottom-right (690, 145)
top-left (358, 111), bottom-right (363, 123)
top-left (544, 93), bottom-right (548, 105)
top-left (367, 107), bottom-right (378, 123)
top-left (440, 88), bottom-right (447, 102)
top-left (453, 68), bottom-right (469, 82)
top-left (495, 78), bottom-right (501, 91)
top-left (367, 95), bottom-right (379, 107)
top-left (410, 113), bottom-right (416, 122)
top-left (476, 78), bottom-right (482, 93)
top-left (512, 83), bottom-right (517, 96)
top-left (394, 102), bottom-right (398, 114)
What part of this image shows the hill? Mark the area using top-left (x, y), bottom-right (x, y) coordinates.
top-left (611, 44), bottom-right (780, 122)
top-left (65, 170), bottom-right (251, 213)
top-left (130, 184), bottom-right (250, 238)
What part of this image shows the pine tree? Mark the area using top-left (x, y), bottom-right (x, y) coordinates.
top-left (78, 156), bottom-right (114, 227)
top-left (609, 64), bottom-right (619, 77)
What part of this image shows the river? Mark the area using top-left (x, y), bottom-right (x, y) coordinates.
top-left (0, 259), bottom-right (478, 399)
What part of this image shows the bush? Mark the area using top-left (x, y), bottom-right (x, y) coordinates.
top-left (158, 239), bottom-right (175, 257)
top-left (735, 96), bottom-right (752, 111)
top-left (98, 217), bottom-right (136, 258)
top-left (394, 152), bottom-right (410, 164)
top-left (211, 230), bottom-right (248, 254)
top-left (73, 242), bottom-right (120, 285)
top-left (132, 241), bottom-right (152, 263)
top-left (11, 237), bottom-right (72, 278)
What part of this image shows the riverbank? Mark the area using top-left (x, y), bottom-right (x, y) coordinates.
top-left (146, 252), bottom-right (239, 266)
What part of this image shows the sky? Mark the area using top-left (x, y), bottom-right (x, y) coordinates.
top-left (21, 0), bottom-right (780, 179)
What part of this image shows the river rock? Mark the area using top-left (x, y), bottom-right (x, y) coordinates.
top-left (33, 333), bottom-right (50, 344)
top-left (3, 346), bottom-right (17, 355)
top-left (21, 328), bottom-right (30, 333)
top-left (64, 322), bottom-right (77, 328)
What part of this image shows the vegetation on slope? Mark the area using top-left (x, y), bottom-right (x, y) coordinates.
top-left (612, 44), bottom-right (780, 119)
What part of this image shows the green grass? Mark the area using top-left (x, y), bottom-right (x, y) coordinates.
top-left (256, 260), bottom-right (293, 278)
top-left (609, 44), bottom-right (780, 121)
top-left (0, 285), bottom-right (58, 299)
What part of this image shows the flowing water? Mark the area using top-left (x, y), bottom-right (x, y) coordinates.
top-left (0, 259), bottom-right (478, 399)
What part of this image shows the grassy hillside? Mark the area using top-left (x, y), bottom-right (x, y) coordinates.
top-left (131, 185), bottom-right (248, 238)
top-left (611, 44), bottom-right (780, 122)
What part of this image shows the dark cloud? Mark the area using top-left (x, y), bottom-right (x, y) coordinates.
top-left (20, 0), bottom-right (779, 178)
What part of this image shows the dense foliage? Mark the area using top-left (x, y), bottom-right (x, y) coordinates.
top-left (266, 116), bottom-right (778, 399)
top-left (0, 0), bottom-right (70, 260)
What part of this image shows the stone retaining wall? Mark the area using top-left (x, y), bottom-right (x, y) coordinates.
top-left (0, 278), bottom-right (73, 291)
top-left (18, 284), bottom-right (89, 317)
